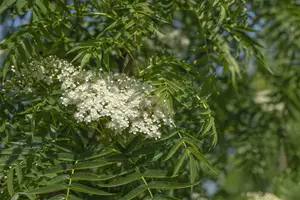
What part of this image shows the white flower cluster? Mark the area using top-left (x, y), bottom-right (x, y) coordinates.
top-left (26, 56), bottom-right (67, 85)
top-left (254, 90), bottom-right (285, 113)
top-left (246, 192), bottom-right (282, 200)
top-left (28, 56), bottom-right (173, 138)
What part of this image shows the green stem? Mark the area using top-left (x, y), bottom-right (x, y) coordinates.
top-left (136, 167), bottom-right (153, 198)
top-left (66, 160), bottom-right (78, 200)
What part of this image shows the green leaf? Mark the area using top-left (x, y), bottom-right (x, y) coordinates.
top-left (203, 117), bottom-right (215, 133)
top-left (144, 169), bottom-right (168, 178)
top-left (71, 172), bottom-right (117, 181)
top-left (7, 167), bottom-right (14, 197)
top-left (0, 122), bottom-right (5, 132)
top-left (78, 149), bottom-right (115, 161)
top-left (120, 185), bottom-right (148, 200)
top-left (44, 164), bottom-right (73, 174)
top-left (172, 150), bottom-right (188, 176)
top-left (48, 174), bottom-right (70, 184)
top-left (39, 28), bottom-right (53, 40)
top-left (97, 173), bottom-right (143, 187)
top-left (80, 53), bottom-right (91, 67)
top-left (183, 137), bottom-right (200, 151)
top-left (48, 194), bottom-right (66, 200)
top-left (188, 147), bottom-right (216, 174)
top-left (164, 139), bottom-right (183, 161)
top-left (17, 43), bottom-right (28, 64)
top-left (16, 0), bottom-right (27, 13)
top-left (57, 153), bottom-right (75, 161)
top-left (23, 37), bottom-right (35, 56)
top-left (70, 183), bottom-right (115, 195)
top-left (68, 194), bottom-right (83, 200)
top-left (15, 162), bottom-right (23, 187)
top-left (189, 154), bottom-right (197, 184)
top-left (148, 181), bottom-right (201, 190)
top-left (2, 59), bottom-right (10, 81)
top-left (152, 195), bottom-right (180, 200)
top-left (71, 51), bottom-right (86, 63)
top-left (27, 183), bottom-right (68, 194)
top-left (35, 0), bottom-right (48, 15)
top-left (74, 161), bottom-right (114, 170)
top-left (0, 0), bottom-right (17, 14)
top-left (11, 193), bottom-right (20, 200)
top-left (23, 193), bottom-right (36, 200)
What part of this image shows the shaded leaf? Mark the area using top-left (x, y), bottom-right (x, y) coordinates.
top-left (70, 183), bottom-right (114, 195)
top-left (120, 185), bottom-right (148, 200)
top-left (148, 181), bottom-right (201, 190)
top-left (74, 161), bottom-right (114, 170)
top-left (27, 183), bottom-right (68, 194)
top-left (97, 173), bottom-right (143, 187)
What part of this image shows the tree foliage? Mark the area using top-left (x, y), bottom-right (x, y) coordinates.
top-left (0, 0), bottom-right (299, 200)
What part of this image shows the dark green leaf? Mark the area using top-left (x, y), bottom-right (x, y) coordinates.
top-left (71, 172), bottom-right (117, 181)
top-left (27, 183), bottom-right (68, 194)
top-left (44, 164), bottom-right (73, 174)
top-left (74, 161), bottom-right (114, 170)
top-left (148, 181), bottom-right (201, 190)
top-left (97, 173), bottom-right (143, 187)
top-left (48, 174), bottom-right (70, 184)
top-left (120, 185), bottom-right (148, 200)
top-left (164, 139), bottom-right (183, 161)
top-left (70, 183), bottom-right (115, 195)
top-left (172, 150), bottom-right (188, 176)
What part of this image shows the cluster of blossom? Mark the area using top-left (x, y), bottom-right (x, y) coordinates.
top-left (22, 56), bottom-right (69, 85)
top-left (24, 56), bottom-right (173, 138)
top-left (147, 28), bottom-right (190, 57)
top-left (246, 192), bottom-right (282, 200)
top-left (3, 57), bottom-right (66, 93)
top-left (254, 90), bottom-right (285, 113)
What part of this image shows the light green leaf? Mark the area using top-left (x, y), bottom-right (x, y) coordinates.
top-left (16, 0), bottom-right (27, 13)
top-left (189, 154), bottom-right (197, 184)
top-left (0, 0), bottom-right (17, 14)
top-left (80, 53), bottom-right (91, 67)
top-left (7, 167), bottom-right (14, 197)
top-left (11, 193), bottom-right (19, 200)
top-left (2, 60), bottom-right (10, 81)
top-left (203, 117), bottom-right (215, 133)
top-left (35, 0), bottom-right (47, 15)
top-left (15, 162), bottom-right (23, 187)
top-left (49, 194), bottom-right (66, 200)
